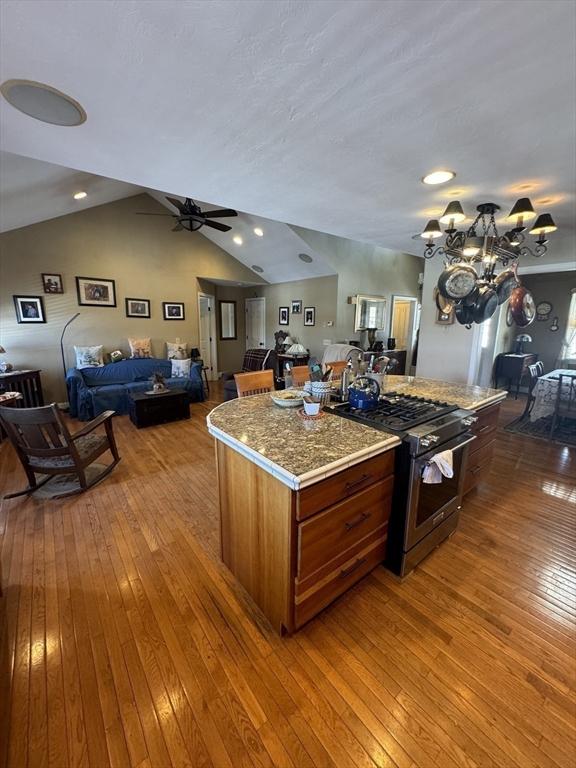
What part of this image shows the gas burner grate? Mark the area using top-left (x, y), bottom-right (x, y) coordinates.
top-left (331, 391), bottom-right (458, 432)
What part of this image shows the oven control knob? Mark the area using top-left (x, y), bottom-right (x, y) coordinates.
top-left (421, 434), bottom-right (440, 447)
top-left (462, 416), bottom-right (478, 426)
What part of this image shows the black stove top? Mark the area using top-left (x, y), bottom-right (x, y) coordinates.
top-left (329, 392), bottom-right (458, 432)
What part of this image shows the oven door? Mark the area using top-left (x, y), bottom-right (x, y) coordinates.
top-left (404, 432), bottom-right (476, 551)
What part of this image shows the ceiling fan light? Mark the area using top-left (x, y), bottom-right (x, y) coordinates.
top-left (439, 201), bottom-right (465, 224)
top-left (420, 219), bottom-right (443, 239)
top-left (507, 197), bottom-right (536, 222)
top-left (462, 236), bottom-right (483, 257)
top-left (530, 213), bottom-right (557, 235)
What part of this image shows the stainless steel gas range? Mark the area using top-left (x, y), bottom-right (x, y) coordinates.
top-left (326, 392), bottom-right (476, 576)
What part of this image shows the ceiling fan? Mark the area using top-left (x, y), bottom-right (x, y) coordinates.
top-left (136, 197), bottom-right (238, 232)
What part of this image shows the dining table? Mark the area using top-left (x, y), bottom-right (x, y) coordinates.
top-left (530, 369), bottom-right (576, 422)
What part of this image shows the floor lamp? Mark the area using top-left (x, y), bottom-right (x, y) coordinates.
top-left (60, 313), bottom-right (80, 406)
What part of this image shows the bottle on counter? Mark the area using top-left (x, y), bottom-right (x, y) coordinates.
top-left (284, 362), bottom-right (293, 389)
top-left (341, 361), bottom-right (353, 401)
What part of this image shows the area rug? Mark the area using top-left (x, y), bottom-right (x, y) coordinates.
top-left (31, 463), bottom-right (109, 499)
top-left (504, 414), bottom-right (576, 447)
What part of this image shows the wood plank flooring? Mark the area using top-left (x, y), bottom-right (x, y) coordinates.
top-left (1, 389), bottom-right (575, 768)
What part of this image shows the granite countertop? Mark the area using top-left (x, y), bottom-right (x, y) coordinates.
top-left (383, 375), bottom-right (507, 410)
top-left (207, 394), bottom-right (400, 490)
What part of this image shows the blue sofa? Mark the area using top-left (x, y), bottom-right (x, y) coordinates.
top-left (67, 358), bottom-right (204, 421)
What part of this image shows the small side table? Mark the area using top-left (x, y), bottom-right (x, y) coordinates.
top-left (0, 391), bottom-right (23, 441)
top-left (201, 367), bottom-right (210, 396)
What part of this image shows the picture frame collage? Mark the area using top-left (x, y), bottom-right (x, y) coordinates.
top-left (279, 300), bottom-right (316, 327)
top-left (13, 274), bottom-right (187, 323)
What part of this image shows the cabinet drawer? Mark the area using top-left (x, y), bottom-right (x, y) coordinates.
top-left (297, 476), bottom-right (392, 581)
top-left (294, 537), bottom-right (386, 629)
top-left (472, 403), bottom-right (499, 436)
top-left (296, 452), bottom-right (394, 521)
top-left (463, 439), bottom-right (496, 495)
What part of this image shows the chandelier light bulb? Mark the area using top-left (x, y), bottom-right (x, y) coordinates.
top-left (439, 201), bottom-right (466, 225)
top-left (507, 197), bottom-right (536, 225)
top-left (529, 213), bottom-right (557, 235)
top-left (420, 219), bottom-right (443, 239)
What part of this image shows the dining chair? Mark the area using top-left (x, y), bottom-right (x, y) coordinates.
top-left (234, 369), bottom-right (275, 398)
top-left (0, 403), bottom-right (120, 499)
top-left (522, 362), bottom-right (544, 418)
top-left (291, 365), bottom-right (310, 388)
top-left (549, 373), bottom-right (576, 439)
top-left (327, 360), bottom-right (348, 381)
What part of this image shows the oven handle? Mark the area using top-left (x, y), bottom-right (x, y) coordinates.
top-left (418, 432), bottom-right (476, 463)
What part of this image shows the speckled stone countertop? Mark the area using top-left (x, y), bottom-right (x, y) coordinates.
top-left (383, 375), bottom-right (507, 410)
top-left (207, 394), bottom-right (400, 490)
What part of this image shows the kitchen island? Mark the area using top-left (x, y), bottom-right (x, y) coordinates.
top-left (207, 377), bottom-right (507, 633)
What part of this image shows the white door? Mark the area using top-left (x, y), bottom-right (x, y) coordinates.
top-left (198, 293), bottom-right (217, 380)
top-left (245, 297), bottom-right (266, 350)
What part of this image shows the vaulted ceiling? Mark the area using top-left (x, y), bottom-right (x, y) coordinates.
top-left (1, 0), bottom-right (575, 259)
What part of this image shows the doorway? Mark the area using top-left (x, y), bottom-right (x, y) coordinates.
top-left (390, 296), bottom-right (420, 373)
top-left (245, 297), bottom-right (266, 350)
top-left (197, 293), bottom-right (218, 380)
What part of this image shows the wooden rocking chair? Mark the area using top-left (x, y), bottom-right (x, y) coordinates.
top-left (0, 404), bottom-right (120, 499)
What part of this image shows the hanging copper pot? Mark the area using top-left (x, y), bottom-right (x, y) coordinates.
top-left (509, 286), bottom-right (536, 327)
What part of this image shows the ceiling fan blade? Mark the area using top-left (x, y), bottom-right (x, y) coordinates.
top-left (165, 196), bottom-right (185, 213)
top-left (203, 219), bottom-right (232, 232)
top-left (135, 212), bottom-right (177, 216)
top-left (172, 221), bottom-right (184, 231)
top-left (201, 208), bottom-right (238, 218)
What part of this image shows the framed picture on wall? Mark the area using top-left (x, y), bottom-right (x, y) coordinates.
top-left (41, 273), bottom-right (64, 294)
top-left (76, 276), bottom-right (117, 307)
top-left (163, 301), bottom-right (185, 320)
top-left (13, 295), bottom-right (46, 324)
top-left (125, 297), bottom-right (151, 318)
top-left (304, 306), bottom-right (316, 326)
top-left (291, 300), bottom-right (302, 314)
top-left (279, 306), bottom-right (289, 325)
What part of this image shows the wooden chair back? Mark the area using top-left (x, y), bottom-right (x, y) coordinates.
top-left (234, 369), bottom-right (275, 398)
top-left (0, 404), bottom-right (72, 461)
top-left (291, 365), bottom-right (310, 387)
top-left (327, 360), bottom-right (348, 381)
top-left (527, 363), bottom-right (542, 396)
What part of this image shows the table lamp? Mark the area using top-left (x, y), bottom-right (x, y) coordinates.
top-left (514, 334), bottom-right (532, 354)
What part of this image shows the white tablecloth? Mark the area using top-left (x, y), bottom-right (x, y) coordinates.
top-left (531, 369), bottom-right (576, 422)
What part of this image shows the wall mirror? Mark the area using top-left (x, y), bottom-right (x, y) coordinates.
top-left (354, 295), bottom-right (387, 331)
top-left (219, 300), bottom-right (237, 340)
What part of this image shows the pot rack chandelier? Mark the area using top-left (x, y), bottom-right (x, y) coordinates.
top-left (420, 197), bottom-right (558, 273)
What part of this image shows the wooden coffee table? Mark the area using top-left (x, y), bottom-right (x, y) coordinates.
top-left (128, 389), bottom-right (190, 428)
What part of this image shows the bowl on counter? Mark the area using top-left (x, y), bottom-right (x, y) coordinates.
top-left (270, 389), bottom-right (307, 408)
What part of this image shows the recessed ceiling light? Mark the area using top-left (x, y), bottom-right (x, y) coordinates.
top-left (0, 79), bottom-right (87, 126)
top-left (73, 191), bottom-right (87, 200)
top-left (233, 235), bottom-right (243, 245)
top-left (298, 253), bottom-right (313, 263)
top-left (253, 227), bottom-right (264, 237)
top-left (251, 265), bottom-right (264, 273)
top-left (422, 170), bottom-right (456, 185)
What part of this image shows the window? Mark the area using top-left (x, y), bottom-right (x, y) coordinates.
top-left (561, 288), bottom-right (576, 362)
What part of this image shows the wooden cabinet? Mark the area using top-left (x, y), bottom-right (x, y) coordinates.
top-left (462, 401), bottom-right (501, 496)
top-left (494, 353), bottom-right (538, 399)
top-left (216, 442), bottom-right (394, 634)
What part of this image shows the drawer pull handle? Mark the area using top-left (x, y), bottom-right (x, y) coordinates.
top-left (478, 425), bottom-right (493, 434)
top-left (344, 512), bottom-right (371, 531)
top-left (471, 466), bottom-right (482, 474)
top-left (339, 557), bottom-right (368, 579)
top-left (344, 474), bottom-right (370, 494)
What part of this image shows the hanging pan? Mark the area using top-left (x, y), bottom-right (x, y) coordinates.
top-left (509, 286), bottom-right (536, 327)
top-left (437, 263), bottom-right (478, 301)
top-left (472, 285), bottom-right (499, 324)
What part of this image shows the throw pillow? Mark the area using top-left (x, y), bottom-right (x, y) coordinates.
top-left (74, 345), bottom-right (104, 369)
top-left (166, 341), bottom-right (188, 360)
top-left (129, 337), bottom-right (152, 359)
top-left (171, 358), bottom-right (191, 378)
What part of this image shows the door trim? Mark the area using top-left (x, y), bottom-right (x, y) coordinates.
top-left (197, 292), bottom-right (218, 380)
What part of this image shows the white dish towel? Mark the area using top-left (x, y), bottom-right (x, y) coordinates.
top-left (422, 450), bottom-right (454, 484)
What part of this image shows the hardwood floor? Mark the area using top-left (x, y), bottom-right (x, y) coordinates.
top-left (1, 389), bottom-right (575, 768)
